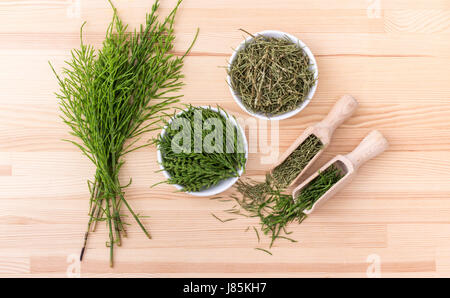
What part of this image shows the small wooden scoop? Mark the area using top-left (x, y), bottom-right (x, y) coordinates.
top-left (270, 95), bottom-right (358, 188)
top-left (292, 130), bottom-right (389, 215)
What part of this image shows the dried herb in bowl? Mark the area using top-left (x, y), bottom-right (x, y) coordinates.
top-left (228, 31), bottom-right (316, 116)
top-left (155, 105), bottom-right (247, 192)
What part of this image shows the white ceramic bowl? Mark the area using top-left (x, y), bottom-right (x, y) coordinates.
top-left (156, 106), bottom-right (248, 197)
top-left (227, 30), bottom-right (319, 121)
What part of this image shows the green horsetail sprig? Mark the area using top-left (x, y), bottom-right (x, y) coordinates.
top-left (156, 105), bottom-right (247, 192)
top-left (50, 0), bottom-right (198, 267)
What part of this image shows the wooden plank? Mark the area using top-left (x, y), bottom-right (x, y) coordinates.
top-left (0, 0), bottom-right (450, 277)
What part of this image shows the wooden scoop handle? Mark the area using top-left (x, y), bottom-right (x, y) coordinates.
top-left (314, 95), bottom-right (358, 144)
top-left (345, 130), bottom-right (389, 170)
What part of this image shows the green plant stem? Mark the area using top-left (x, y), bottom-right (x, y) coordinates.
top-left (51, 0), bottom-right (198, 267)
top-left (156, 105), bottom-right (246, 192)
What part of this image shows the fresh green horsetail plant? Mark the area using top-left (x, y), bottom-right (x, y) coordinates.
top-left (50, 0), bottom-right (198, 267)
top-left (155, 105), bottom-right (247, 192)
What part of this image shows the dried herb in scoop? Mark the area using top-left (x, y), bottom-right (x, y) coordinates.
top-left (294, 165), bottom-right (344, 210)
top-left (228, 31), bottom-right (316, 116)
top-left (272, 134), bottom-right (323, 188)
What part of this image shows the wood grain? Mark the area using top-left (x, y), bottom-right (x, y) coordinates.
top-left (1, 0), bottom-right (450, 277)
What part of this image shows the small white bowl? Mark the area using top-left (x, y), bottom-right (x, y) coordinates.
top-left (156, 106), bottom-right (248, 197)
top-left (227, 30), bottom-right (319, 121)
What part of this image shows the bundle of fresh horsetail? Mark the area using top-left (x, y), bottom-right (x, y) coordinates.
top-left (50, 0), bottom-right (198, 267)
top-left (155, 105), bottom-right (247, 192)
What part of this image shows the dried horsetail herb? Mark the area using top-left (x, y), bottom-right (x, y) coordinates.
top-left (50, 0), bottom-right (198, 267)
top-left (272, 134), bottom-right (323, 188)
top-left (211, 136), bottom-right (336, 252)
top-left (228, 31), bottom-right (316, 116)
top-left (231, 165), bottom-right (344, 250)
top-left (155, 105), bottom-right (247, 192)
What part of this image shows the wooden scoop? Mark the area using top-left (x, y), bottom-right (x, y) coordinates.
top-left (270, 95), bottom-right (358, 188)
top-left (292, 130), bottom-right (389, 215)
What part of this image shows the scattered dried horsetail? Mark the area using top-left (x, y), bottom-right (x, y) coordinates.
top-left (50, 0), bottom-right (198, 267)
top-left (228, 31), bottom-right (316, 116)
top-left (228, 165), bottom-right (344, 252)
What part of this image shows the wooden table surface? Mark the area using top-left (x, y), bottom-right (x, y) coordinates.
top-left (1, 0), bottom-right (450, 278)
